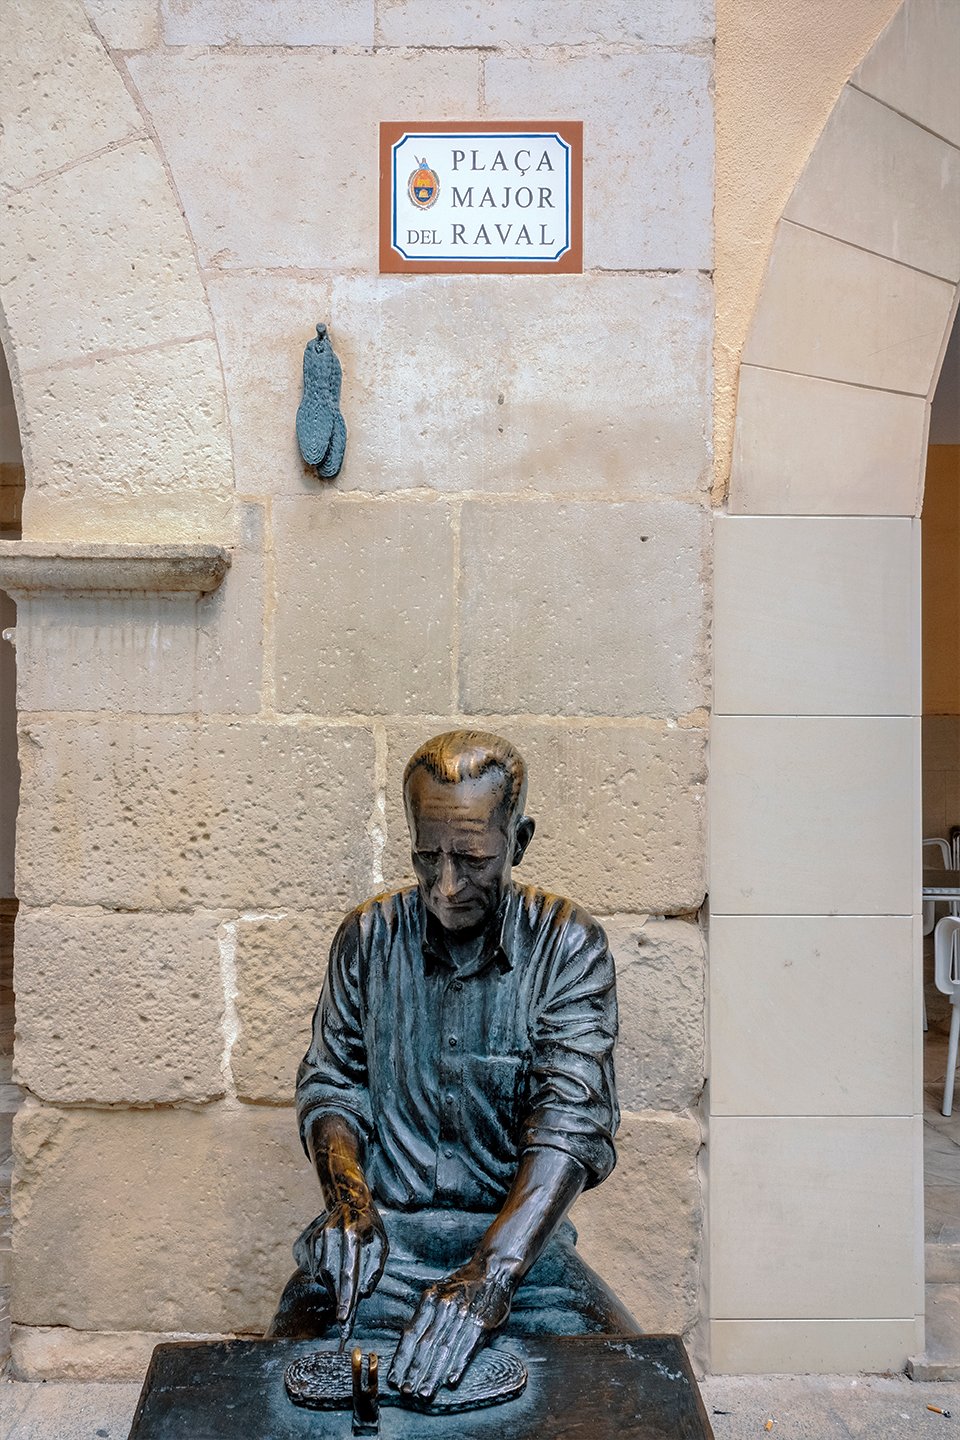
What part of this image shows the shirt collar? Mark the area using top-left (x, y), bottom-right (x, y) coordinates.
top-left (418, 884), bottom-right (517, 978)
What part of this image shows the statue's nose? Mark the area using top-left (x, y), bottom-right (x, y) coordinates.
top-left (437, 857), bottom-right (463, 897)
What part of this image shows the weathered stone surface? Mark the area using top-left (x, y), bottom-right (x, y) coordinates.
top-left (196, 504), bottom-right (265, 716)
top-left (384, 720), bottom-right (707, 915)
top-left (232, 910), bottom-right (344, 1102)
top-left (484, 53), bottom-right (713, 270)
top-left (128, 52), bottom-right (480, 270)
top-left (162, 0), bottom-right (374, 45)
top-left (459, 499), bottom-right (709, 716)
top-left (379, 0), bottom-right (713, 46)
top-left (17, 721), bottom-right (377, 912)
top-left (12, 1100), bottom-right (318, 1333)
top-left (11, 1325), bottom-right (224, 1382)
top-left (573, 1110), bottom-right (702, 1335)
top-left (605, 916), bottom-right (705, 1110)
top-left (207, 271), bottom-right (712, 498)
top-left (10, 521), bottom-right (260, 714)
top-left (0, 0), bottom-right (142, 190)
top-left (273, 499), bottom-right (456, 715)
top-left (82, 0), bottom-right (160, 47)
top-left (14, 908), bottom-right (224, 1104)
top-left (20, 340), bottom-right (233, 509)
top-left (1, 143), bottom-right (212, 371)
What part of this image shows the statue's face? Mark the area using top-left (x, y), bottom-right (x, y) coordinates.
top-left (406, 769), bottom-right (523, 935)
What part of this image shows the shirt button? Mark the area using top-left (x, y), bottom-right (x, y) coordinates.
top-left (452, 980), bottom-right (464, 992)
top-left (443, 1147), bottom-right (454, 1159)
top-left (448, 1036), bottom-right (458, 1049)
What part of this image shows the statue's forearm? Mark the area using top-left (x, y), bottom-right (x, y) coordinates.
top-left (473, 1146), bottom-right (588, 1288)
top-left (305, 1112), bottom-right (373, 1212)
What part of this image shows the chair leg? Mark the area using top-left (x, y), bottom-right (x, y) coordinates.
top-left (944, 1000), bottom-right (960, 1119)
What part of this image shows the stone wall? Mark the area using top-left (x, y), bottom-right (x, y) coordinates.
top-left (1, 0), bottom-right (712, 1375)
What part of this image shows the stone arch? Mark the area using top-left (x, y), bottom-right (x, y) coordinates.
top-left (0, 0), bottom-right (234, 543)
top-left (708, 0), bottom-right (960, 1374)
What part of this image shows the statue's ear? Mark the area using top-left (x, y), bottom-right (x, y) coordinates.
top-left (513, 816), bottom-right (536, 865)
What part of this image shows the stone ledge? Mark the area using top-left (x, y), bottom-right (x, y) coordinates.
top-left (0, 541), bottom-right (231, 597)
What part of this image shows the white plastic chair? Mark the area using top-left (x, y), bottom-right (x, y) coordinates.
top-left (934, 914), bottom-right (960, 1117)
top-left (923, 837), bottom-right (954, 936)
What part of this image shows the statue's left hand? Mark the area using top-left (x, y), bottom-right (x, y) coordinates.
top-left (387, 1256), bottom-right (513, 1402)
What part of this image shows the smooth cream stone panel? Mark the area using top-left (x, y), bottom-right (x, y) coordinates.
top-left (383, 719), bottom-right (707, 916)
top-left (459, 500), bottom-right (709, 716)
top-left (1, 143), bottom-right (213, 371)
top-left (128, 52), bottom-right (480, 270)
top-left (743, 223), bottom-right (956, 395)
top-left (785, 87), bottom-right (960, 283)
top-left (730, 366), bottom-right (928, 516)
top-left (273, 497), bottom-right (455, 715)
top-left (709, 1116), bottom-right (921, 1320)
top-left (853, 0), bottom-right (960, 148)
top-left (710, 1319), bottom-right (922, 1375)
top-left (0, 0), bottom-right (142, 190)
top-left (710, 716), bottom-right (917, 916)
top-left (483, 53), bottom-right (712, 270)
top-left (379, 0), bottom-right (714, 46)
top-left (19, 340), bottom-right (232, 507)
top-left (709, 914), bottom-right (916, 1116)
top-left (14, 908), bottom-right (224, 1105)
top-left (16, 720), bottom-right (377, 912)
top-left (162, 0), bottom-right (374, 44)
top-left (83, 0), bottom-right (160, 47)
top-left (207, 270), bottom-right (713, 498)
top-left (714, 516), bottom-right (916, 715)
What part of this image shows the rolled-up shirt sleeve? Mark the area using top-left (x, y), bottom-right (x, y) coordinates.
top-left (296, 912), bottom-right (373, 1157)
top-left (521, 922), bottom-right (619, 1187)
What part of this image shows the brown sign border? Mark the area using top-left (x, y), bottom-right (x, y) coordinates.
top-left (379, 120), bottom-right (583, 275)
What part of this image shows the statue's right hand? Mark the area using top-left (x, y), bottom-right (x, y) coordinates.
top-left (294, 1201), bottom-right (388, 1323)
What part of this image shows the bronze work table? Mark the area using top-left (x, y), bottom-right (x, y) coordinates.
top-left (127, 1333), bottom-right (714, 1439)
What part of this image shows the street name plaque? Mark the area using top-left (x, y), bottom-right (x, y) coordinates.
top-left (379, 121), bottom-right (583, 274)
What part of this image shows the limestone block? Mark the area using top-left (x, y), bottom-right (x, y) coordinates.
top-left (605, 917), bottom-right (704, 1111)
top-left (0, 143), bottom-right (213, 371)
top-left (379, 0), bottom-right (713, 46)
top-left (14, 593), bottom-right (201, 713)
top-left (11, 1325), bottom-right (225, 1381)
top-left (785, 86), bottom-right (960, 284)
top-left (853, 0), bottom-right (960, 149)
top-left (82, 0), bottom-right (160, 48)
top-left (572, 1111), bottom-right (702, 1334)
top-left (19, 339), bottom-right (233, 509)
top-left (207, 270), bottom-right (713, 498)
top-left (162, 0), bottom-right (374, 44)
top-left (232, 910), bottom-right (344, 1102)
top-left (384, 720), bottom-right (707, 914)
top-left (16, 720), bottom-right (377, 912)
top-left (459, 500), bottom-right (709, 716)
top-left (12, 1100), bottom-right (318, 1333)
top-left (484, 53), bottom-right (712, 270)
top-left (127, 52), bottom-right (480, 270)
top-left (743, 223), bottom-right (956, 397)
top-left (0, 0), bottom-right (142, 190)
top-left (196, 503), bottom-right (265, 716)
top-left (22, 490), bottom-right (239, 547)
top-left (730, 366), bottom-right (928, 517)
top-left (273, 498), bottom-right (456, 715)
top-left (14, 907), bottom-right (224, 1104)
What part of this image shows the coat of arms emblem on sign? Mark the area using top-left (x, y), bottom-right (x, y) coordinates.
top-left (408, 157), bottom-right (440, 209)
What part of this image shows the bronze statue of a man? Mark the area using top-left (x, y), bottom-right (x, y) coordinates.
top-left (270, 730), bottom-right (636, 1400)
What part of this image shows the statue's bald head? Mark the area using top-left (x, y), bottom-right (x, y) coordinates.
top-left (402, 729), bottom-right (528, 826)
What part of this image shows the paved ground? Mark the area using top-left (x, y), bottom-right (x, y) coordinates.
top-left (2, 1374), bottom-right (959, 1439)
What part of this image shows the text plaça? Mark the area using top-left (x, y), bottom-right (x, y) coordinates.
top-left (450, 148), bottom-right (556, 173)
